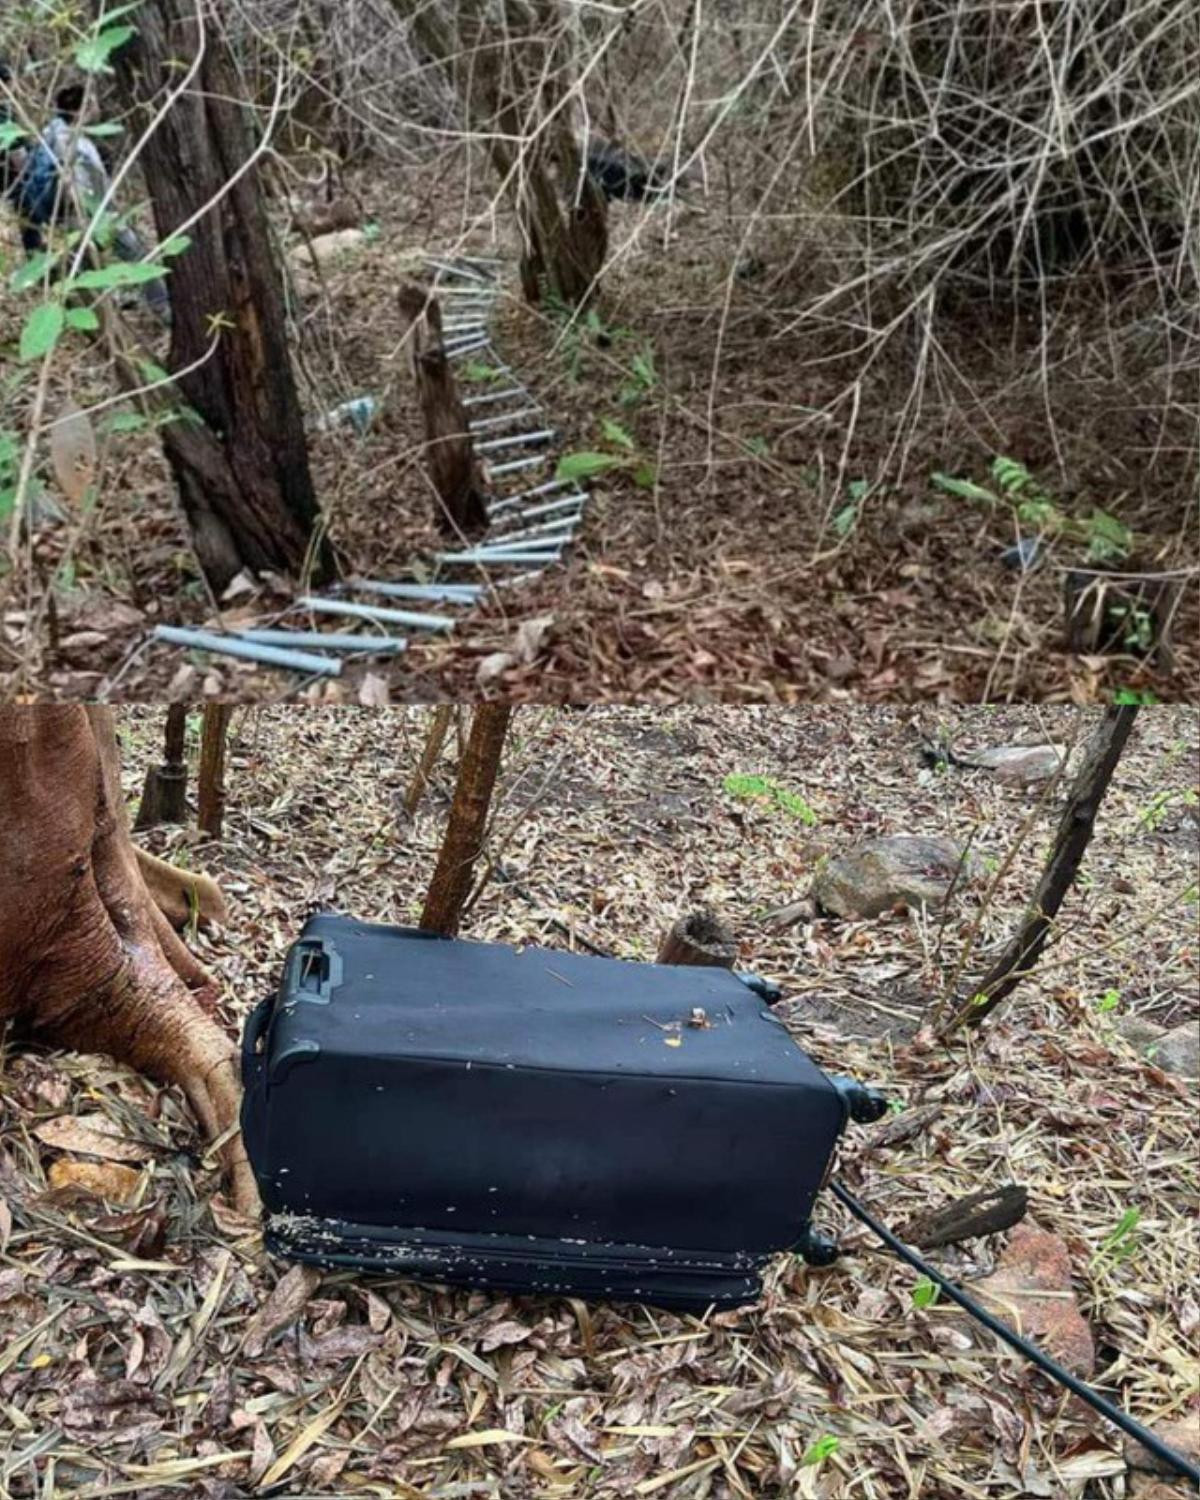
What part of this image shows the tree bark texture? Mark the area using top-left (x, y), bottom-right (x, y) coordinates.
top-left (397, 283), bottom-right (489, 534)
top-left (109, 0), bottom-right (332, 591)
top-left (0, 707), bottom-right (254, 1210)
top-left (397, 0), bottom-right (608, 306)
top-left (942, 705), bottom-right (1139, 1033)
top-left (405, 704), bottom-right (455, 815)
top-left (420, 705), bottom-right (512, 936)
top-left (197, 703), bottom-right (234, 839)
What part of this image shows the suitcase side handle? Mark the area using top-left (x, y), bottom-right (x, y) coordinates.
top-left (282, 936), bottom-right (343, 1005)
top-left (241, 992), bottom-right (274, 1082)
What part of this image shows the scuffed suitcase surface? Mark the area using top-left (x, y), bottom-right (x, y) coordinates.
top-left (242, 913), bottom-right (848, 1308)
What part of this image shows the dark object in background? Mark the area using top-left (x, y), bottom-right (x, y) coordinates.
top-left (1000, 536), bottom-right (1042, 571)
top-left (242, 913), bottom-right (886, 1308)
top-left (584, 138), bottom-right (675, 202)
top-left (1063, 565), bottom-right (1180, 667)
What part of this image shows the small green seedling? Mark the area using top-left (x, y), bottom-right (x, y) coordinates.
top-left (1096, 988), bottom-right (1121, 1013)
top-left (723, 773), bottom-right (818, 825)
top-left (912, 1276), bottom-right (940, 1309)
top-left (801, 1434), bottom-right (840, 1468)
top-left (1095, 1207), bottom-right (1141, 1264)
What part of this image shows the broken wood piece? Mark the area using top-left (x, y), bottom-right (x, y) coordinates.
top-left (901, 1182), bottom-right (1029, 1249)
top-left (657, 911), bottom-right (738, 968)
top-left (397, 279), bottom-right (490, 536)
top-left (134, 704), bottom-right (188, 829)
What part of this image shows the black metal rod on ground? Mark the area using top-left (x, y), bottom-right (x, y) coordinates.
top-left (830, 1181), bottom-right (1200, 1488)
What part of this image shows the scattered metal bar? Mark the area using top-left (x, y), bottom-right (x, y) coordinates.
top-left (298, 596), bottom-right (455, 632)
top-left (235, 629), bottom-right (409, 654)
top-left (475, 428), bottom-right (556, 454)
top-left (515, 494), bottom-right (589, 521)
top-left (426, 257), bottom-right (489, 283)
top-left (348, 578), bottom-right (484, 604)
top-left (488, 453), bottom-right (549, 476)
top-left (436, 545), bottom-right (564, 566)
top-left (462, 387), bottom-right (527, 408)
top-left (468, 406), bottom-right (541, 432)
top-left (153, 625), bottom-right (342, 677)
top-left (492, 516), bottom-right (580, 543)
top-left (491, 474), bottom-right (580, 505)
top-left (446, 338), bottom-right (491, 360)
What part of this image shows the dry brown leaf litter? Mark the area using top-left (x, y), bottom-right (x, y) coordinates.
top-left (0, 705), bottom-right (1196, 1497)
top-left (2, 154), bottom-right (1195, 704)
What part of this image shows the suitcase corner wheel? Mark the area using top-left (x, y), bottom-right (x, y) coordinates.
top-left (795, 1224), bottom-right (840, 1267)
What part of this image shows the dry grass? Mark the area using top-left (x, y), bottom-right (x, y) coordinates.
top-left (1, 704), bottom-right (1196, 1495)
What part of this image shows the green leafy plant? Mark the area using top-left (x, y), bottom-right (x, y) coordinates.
top-left (723, 773), bottom-right (818, 825)
top-left (618, 344), bottom-right (659, 407)
top-left (462, 360), bottom-right (507, 384)
top-left (1113, 687), bottom-right (1159, 705)
top-left (1095, 988), bottom-right (1121, 1013)
top-left (557, 417), bottom-right (657, 490)
top-left (1135, 787), bottom-right (1198, 831)
top-left (932, 456), bottom-right (1132, 564)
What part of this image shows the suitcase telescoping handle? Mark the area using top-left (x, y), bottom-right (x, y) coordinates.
top-left (281, 934), bottom-right (343, 1005)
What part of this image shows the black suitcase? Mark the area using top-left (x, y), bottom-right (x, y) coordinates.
top-left (241, 913), bottom-right (884, 1309)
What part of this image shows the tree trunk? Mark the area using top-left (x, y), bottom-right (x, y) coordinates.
top-left (941, 706), bottom-right (1139, 1034)
top-left (134, 704), bottom-right (189, 829)
top-left (405, 704), bottom-right (455, 815)
top-left (420, 705), bottom-right (512, 936)
top-left (397, 283), bottom-right (489, 534)
top-left (397, 0), bottom-right (607, 307)
top-left (108, 0), bottom-right (333, 592)
top-left (656, 910), bottom-right (738, 968)
top-left (197, 703), bottom-right (234, 839)
top-left (0, 707), bottom-right (255, 1211)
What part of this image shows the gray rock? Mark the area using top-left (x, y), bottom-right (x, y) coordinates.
top-left (959, 745), bottom-right (1065, 784)
top-left (1148, 1021), bottom-right (1199, 1080)
top-left (813, 835), bottom-right (980, 920)
top-left (1115, 1014), bottom-right (1168, 1050)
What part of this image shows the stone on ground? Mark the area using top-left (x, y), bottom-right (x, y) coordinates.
top-left (1115, 1014), bottom-right (1169, 1050)
top-left (967, 1219), bottom-right (1095, 1377)
top-left (812, 835), bottom-right (980, 919)
top-left (961, 744), bottom-right (1065, 783)
top-left (289, 228), bottom-right (368, 266)
top-left (1149, 1021), bottom-right (1199, 1081)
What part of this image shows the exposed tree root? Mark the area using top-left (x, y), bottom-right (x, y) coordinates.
top-left (0, 707), bottom-right (257, 1213)
top-left (135, 846), bottom-right (229, 932)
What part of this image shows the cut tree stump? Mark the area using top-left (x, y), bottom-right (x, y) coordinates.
top-left (657, 911), bottom-right (738, 968)
top-left (397, 281), bottom-right (489, 536)
top-left (134, 704), bottom-right (189, 829)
